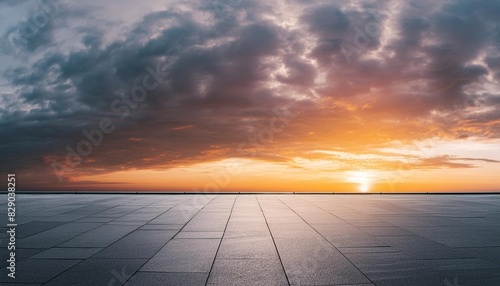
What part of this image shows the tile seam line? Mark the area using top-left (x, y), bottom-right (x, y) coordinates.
top-left (39, 196), bottom-right (175, 285)
top-left (39, 195), bottom-right (212, 286)
top-left (294, 196), bottom-right (417, 251)
top-left (52, 195), bottom-right (187, 250)
top-left (205, 195), bottom-right (237, 286)
top-left (17, 200), bottom-right (109, 239)
top-left (256, 195), bottom-right (292, 286)
top-left (23, 211), bottom-right (150, 284)
top-left (276, 196), bottom-right (377, 286)
top-left (121, 195), bottom-right (220, 285)
top-left (94, 195), bottom-right (173, 222)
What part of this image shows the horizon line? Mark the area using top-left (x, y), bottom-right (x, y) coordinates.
top-left (4, 191), bottom-right (500, 195)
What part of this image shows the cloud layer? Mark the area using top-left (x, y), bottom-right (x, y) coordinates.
top-left (1, 0), bottom-right (499, 188)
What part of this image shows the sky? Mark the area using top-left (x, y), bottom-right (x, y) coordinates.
top-left (1, 0), bottom-right (499, 193)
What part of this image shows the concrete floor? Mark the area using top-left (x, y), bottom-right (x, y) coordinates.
top-left (1, 194), bottom-right (500, 285)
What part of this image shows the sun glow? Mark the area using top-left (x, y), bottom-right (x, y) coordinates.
top-left (348, 171), bottom-right (373, 193)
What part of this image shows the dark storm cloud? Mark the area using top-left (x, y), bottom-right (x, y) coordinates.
top-left (0, 0), bottom-right (29, 7)
top-left (0, 1), bottom-right (298, 180)
top-left (299, 0), bottom-right (500, 127)
top-left (486, 56), bottom-right (500, 79)
top-left (1, 0), bottom-right (64, 55)
top-left (1, 0), bottom-right (499, 185)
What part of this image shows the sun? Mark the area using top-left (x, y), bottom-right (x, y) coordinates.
top-left (348, 171), bottom-right (373, 193)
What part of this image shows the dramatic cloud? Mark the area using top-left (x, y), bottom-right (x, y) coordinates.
top-left (0, 0), bottom-right (499, 191)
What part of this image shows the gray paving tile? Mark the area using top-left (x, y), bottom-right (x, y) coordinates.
top-left (403, 226), bottom-right (500, 247)
top-left (262, 222), bottom-right (317, 239)
top-left (456, 246), bottom-right (500, 265)
top-left (125, 272), bottom-right (208, 286)
top-left (439, 269), bottom-right (500, 286)
top-left (44, 259), bottom-right (146, 286)
top-left (0, 283), bottom-right (43, 286)
top-left (48, 222), bottom-right (104, 233)
top-left (0, 248), bottom-right (45, 268)
top-left (141, 238), bottom-right (220, 272)
top-left (367, 271), bottom-right (445, 286)
top-left (207, 259), bottom-right (288, 286)
top-left (312, 223), bottom-right (389, 248)
top-left (338, 246), bottom-right (400, 254)
top-left (182, 211), bottom-right (231, 232)
top-left (282, 209), bottom-right (346, 225)
top-left (107, 221), bottom-right (146, 226)
top-left (175, 231), bottom-right (224, 239)
top-left (38, 214), bottom-right (90, 222)
top-left (223, 217), bottom-right (277, 239)
top-left (344, 251), bottom-right (443, 286)
top-left (423, 258), bottom-right (500, 270)
top-left (216, 237), bottom-right (278, 259)
top-left (140, 224), bottom-right (184, 230)
top-left (31, 248), bottom-right (102, 259)
top-left (148, 210), bottom-right (199, 225)
top-left (17, 222), bottom-right (105, 249)
top-left (446, 217), bottom-right (500, 227)
top-left (0, 259), bottom-right (81, 284)
top-left (58, 223), bottom-right (141, 248)
top-left (378, 215), bottom-right (443, 227)
top-left (76, 217), bottom-right (115, 223)
top-left (91, 206), bottom-right (143, 218)
top-left (92, 230), bottom-right (176, 258)
top-left (16, 221), bottom-right (65, 238)
top-left (273, 237), bottom-right (371, 285)
top-left (18, 231), bottom-right (83, 249)
top-left (333, 284), bottom-right (375, 286)
top-left (360, 226), bottom-right (415, 236)
top-left (114, 208), bottom-right (168, 222)
top-left (342, 219), bottom-right (394, 227)
top-left (5, 194), bottom-right (500, 285)
top-left (379, 235), bottom-right (474, 259)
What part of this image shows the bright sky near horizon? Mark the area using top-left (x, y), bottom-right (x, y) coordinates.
top-left (1, 0), bottom-right (499, 192)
